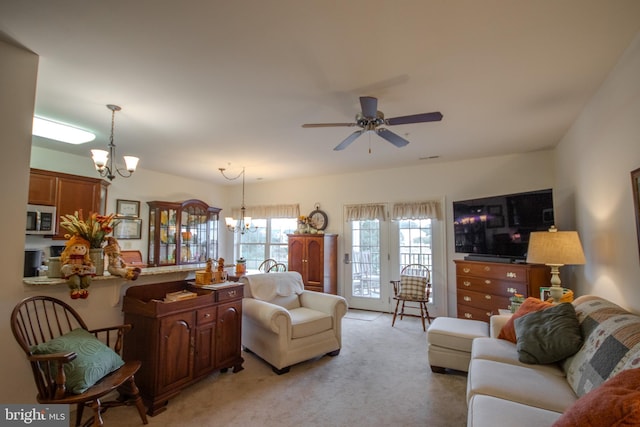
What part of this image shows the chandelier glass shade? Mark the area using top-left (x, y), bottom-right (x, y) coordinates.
top-left (219, 167), bottom-right (257, 234)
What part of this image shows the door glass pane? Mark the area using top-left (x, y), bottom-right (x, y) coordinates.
top-left (398, 218), bottom-right (433, 301)
top-left (351, 219), bottom-right (380, 299)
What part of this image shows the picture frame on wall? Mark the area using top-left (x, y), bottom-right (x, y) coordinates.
top-left (113, 218), bottom-right (142, 240)
top-left (116, 199), bottom-right (140, 218)
top-left (632, 167), bottom-right (640, 260)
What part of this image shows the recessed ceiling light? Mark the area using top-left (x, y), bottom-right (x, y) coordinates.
top-left (419, 155), bottom-right (440, 160)
top-left (33, 116), bottom-right (96, 144)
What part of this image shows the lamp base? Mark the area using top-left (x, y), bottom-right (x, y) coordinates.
top-left (549, 285), bottom-right (564, 303)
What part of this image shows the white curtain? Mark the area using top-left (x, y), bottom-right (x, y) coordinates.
top-left (391, 201), bottom-right (441, 220)
top-left (345, 203), bottom-right (388, 221)
top-left (230, 204), bottom-right (300, 219)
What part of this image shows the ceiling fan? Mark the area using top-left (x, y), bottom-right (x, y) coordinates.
top-left (302, 96), bottom-right (443, 151)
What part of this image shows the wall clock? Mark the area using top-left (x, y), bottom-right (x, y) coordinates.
top-left (309, 208), bottom-right (328, 231)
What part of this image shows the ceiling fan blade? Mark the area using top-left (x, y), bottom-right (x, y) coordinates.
top-left (386, 112), bottom-right (443, 126)
top-left (376, 128), bottom-right (410, 148)
top-left (302, 122), bottom-right (356, 128)
top-left (334, 130), bottom-right (364, 151)
top-left (359, 96), bottom-right (378, 118)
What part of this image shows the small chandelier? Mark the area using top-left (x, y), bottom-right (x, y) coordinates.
top-left (91, 104), bottom-right (139, 181)
top-left (219, 166), bottom-right (258, 234)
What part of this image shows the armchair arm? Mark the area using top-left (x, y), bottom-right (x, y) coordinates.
top-left (28, 352), bottom-right (76, 399)
top-left (490, 314), bottom-right (512, 338)
top-left (299, 291), bottom-right (348, 319)
top-left (243, 298), bottom-right (291, 334)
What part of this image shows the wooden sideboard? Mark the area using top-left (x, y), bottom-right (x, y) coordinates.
top-left (122, 281), bottom-right (244, 416)
top-left (454, 259), bottom-right (551, 321)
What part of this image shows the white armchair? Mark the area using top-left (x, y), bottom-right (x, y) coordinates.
top-left (240, 271), bottom-right (348, 374)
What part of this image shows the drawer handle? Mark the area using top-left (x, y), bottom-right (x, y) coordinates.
top-left (486, 312), bottom-right (492, 318)
top-left (463, 268), bottom-right (471, 273)
top-left (507, 287), bottom-right (517, 294)
top-left (506, 272), bottom-right (517, 278)
top-left (484, 294), bottom-right (492, 300)
top-left (483, 266), bottom-right (491, 271)
top-left (463, 296), bottom-right (471, 302)
top-left (484, 279), bottom-right (491, 285)
top-left (204, 313), bottom-right (211, 318)
top-left (463, 281), bottom-right (471, 287)
top-left (228, 290), bottom-right (237, 297)
top-left (464, 313), bottom-right (472, 319)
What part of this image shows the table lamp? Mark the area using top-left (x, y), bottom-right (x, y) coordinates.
top-left (526, 226), bottom-right (586, 302)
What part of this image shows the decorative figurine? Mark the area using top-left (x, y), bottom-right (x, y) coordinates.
top-left (103, 237), bottom-right (141, 281)
top-left (60, 235), bottom-right (95, 299)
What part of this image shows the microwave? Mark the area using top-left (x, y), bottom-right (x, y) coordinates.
top-left (26, 204), bottom-right (57, 235)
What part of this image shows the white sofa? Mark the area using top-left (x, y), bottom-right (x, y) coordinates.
top-left (466, 295), bottom-right (640, 427)
top-left (240, 272), bottom-right (348, 374)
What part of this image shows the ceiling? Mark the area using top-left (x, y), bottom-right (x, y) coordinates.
top-left (1, 1), bottom-right (639, 185)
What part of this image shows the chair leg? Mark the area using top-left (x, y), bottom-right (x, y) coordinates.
top-left (419, 302), bottom-right (426, 332)
top-left (91, 399), bottom-right (103, 427)
top-left (75, 403), bottom-right (85, 427)
top-left (392, 299), bottom-right (401, 326)
top-left (127, 377), bottom-right (148, 425)
top-left (423, 302), bottom-right (432, 325)
top-left (400, 301), bottom-right (407, 320)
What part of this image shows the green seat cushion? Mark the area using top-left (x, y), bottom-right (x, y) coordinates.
top-left (514, 302), bottom-right (583, 365)
top-left (31, 328), bottom-right (124, 394)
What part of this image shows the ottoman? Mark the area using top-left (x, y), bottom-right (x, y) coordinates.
top-left (427, 317), bottom-right (489, 373)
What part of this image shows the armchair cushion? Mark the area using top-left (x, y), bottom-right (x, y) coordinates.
top-left (289, 307), bottom-right (333, 339)
top-left (398, 275), bottom-right (427, 300)
top-left (31, 328), bottom-right (124, 394)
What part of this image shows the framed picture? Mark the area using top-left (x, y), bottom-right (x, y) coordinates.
top-left (116, 199), bottom-right (140, 218)
top-left (540, 287), bottom-right (551, 301)
top-left (486, 215), bottom-right (504, 228)
top-left (632, 167), bottom-right (640, 260)
top-left (113, 218), bottom-right (142, 240)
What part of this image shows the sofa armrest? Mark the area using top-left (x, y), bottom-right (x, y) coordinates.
top-left (243, 298), bottom-right (291, 334)
top-left (489, 314), bottom-right (512, 338)
top-left (299, 291), bottom-right (348, 319)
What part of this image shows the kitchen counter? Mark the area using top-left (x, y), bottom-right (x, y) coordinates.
top-left (23, 264), bottom-right (208, 286)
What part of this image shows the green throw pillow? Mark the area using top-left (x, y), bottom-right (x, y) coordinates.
top-left (514, 302), bottom-right (583, 365)
top-left (31, 328), bottom-right (124, 394)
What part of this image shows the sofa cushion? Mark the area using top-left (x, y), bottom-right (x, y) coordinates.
top-left (468, 394), bottom-right (562, 427)
top-left (467, 359), bottom-right (577, 413)
top-left (552, 368), bottom-right (640, 427)
top-left (471, 337), bottom-right (565, 377)
top-left (30, 328), bottom-right (125, 394)
top-left (514, 303), bottom-right (583, 364)
top-left (289, 307), bottom-right (333, 339)
top-left (497, 297), bottom-right (553, 343)
top-left (564, 296), bottom-right (640, 397)
top-left (397, 274), bottom-right (427, 300)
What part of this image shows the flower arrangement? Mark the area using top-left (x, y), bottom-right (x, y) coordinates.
top-left (298, 215), bottom-right (309, 226)
top-left (60, 210), bottom-right (119, 249)
top-left (509, 293), bottom-right (525, 313)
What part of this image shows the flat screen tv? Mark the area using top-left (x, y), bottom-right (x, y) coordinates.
top-left (453, 189), bottom-right (554, 263)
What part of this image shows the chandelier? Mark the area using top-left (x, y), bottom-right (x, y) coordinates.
top-left (91, 104), bottom-right (139, 181)
top-left (219, 166), bottom-right (257, 234)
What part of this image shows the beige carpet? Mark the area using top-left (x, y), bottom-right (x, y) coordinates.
top-left (98, 311), bottom-right (468, 427)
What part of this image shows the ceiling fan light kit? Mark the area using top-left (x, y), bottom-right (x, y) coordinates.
top-left (302, 96), bottom-right (443, 151)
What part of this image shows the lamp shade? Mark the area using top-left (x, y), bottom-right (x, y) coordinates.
top-left (526, 228), bottom-right (586, 266)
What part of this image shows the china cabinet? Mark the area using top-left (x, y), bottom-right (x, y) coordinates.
top-left (147, 199), bottom-right (220, 267)
top-left (287, 234), bottom-right (337, 294)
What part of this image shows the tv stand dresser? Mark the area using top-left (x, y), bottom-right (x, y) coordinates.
top-left (454, 259), bottom-right (551, 320)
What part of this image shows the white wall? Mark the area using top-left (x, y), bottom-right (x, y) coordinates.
top-left (555, 31), bottom-right (640, 312)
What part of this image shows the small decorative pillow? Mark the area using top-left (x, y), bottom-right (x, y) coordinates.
top-left (552, 368), bottom-right (640, 427)
top-left (31, 328), bottom-right (124, 394)
top-left (497, 297), bottom-right (554, 343)
top-left (514, 302), bottom-right (583, 364)
top-left (398, 275), bottom-right (428, 300)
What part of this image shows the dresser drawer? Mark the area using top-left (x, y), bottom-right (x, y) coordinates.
top-left (216, 286), bottom-right (243, 302)
top-left (456, 262), bottom-right (529, 283)
top-left (456, 276), bottom-right (527, 297)
top-left (196, 306), bottom-right (217, 325)
top-left (457, 289), bottom-right (511, 312)
top-left (457, 304), bottom-right (495, 321)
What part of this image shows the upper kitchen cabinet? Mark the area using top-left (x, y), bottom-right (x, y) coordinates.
top-left (147, 199), bottom-right (220, 267)
top-left (28, 169), bottom-right (109, 239)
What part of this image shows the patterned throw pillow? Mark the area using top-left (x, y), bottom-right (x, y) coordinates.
top-left (398, 275), bottom-right (428, 300)
top-left (563, 296), bottom-right (640, 397)
top-left (31, 328), bottom-right (125, 394)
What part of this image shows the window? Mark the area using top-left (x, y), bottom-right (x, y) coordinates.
top-left (398, 218), bottom-right (433, 302)
top-left (235, 218), bottom-right (297, 269)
